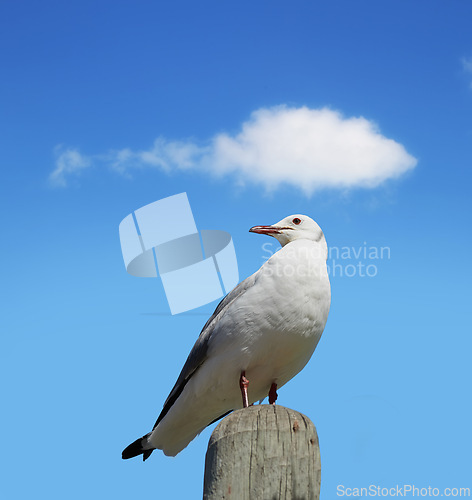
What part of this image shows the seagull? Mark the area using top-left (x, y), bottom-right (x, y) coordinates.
top-left (122, 214), bottom-right (331, 459)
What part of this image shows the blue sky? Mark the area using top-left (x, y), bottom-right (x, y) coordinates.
top-left (1, 1), bottom-right (472, 498)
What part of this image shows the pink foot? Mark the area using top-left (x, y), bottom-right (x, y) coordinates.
top-left (239, 371), bottom-right (249, 408)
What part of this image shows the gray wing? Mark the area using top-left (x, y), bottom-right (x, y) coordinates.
top-left (152, 273), bottom-right (258, 430)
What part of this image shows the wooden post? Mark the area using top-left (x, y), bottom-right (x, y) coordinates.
top-left (203, 405), bottom-right (321, 500)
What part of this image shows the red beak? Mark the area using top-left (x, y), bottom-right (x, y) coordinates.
top-left (249, 225), bottom-right (281, 235)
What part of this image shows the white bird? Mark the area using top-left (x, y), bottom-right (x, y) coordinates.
top-left (122, 214), bottom-right (331, 459)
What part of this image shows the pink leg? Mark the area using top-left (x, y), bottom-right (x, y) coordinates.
top-left (239, 371), bottom-right (249, 408)
top-left (268, 382), bottom-right (278, 405)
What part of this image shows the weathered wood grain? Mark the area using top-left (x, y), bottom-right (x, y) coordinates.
top-left (203, 405), bottom-right (320, 500)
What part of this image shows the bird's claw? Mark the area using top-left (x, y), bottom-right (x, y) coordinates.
top-left (239, 371), bottom-right (249, 408)
top-left (268, 382), bottom-right (278, 405)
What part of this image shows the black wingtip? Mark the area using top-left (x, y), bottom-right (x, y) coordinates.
top-left (122, 434), bottom-right (154, 461)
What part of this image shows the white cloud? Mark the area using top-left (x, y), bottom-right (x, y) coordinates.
top-left (463, 58), bottom-right (472, 72)
top-left (207, 106), bottom-right (416, 193)
top-left (50, 147), bottom-right (91, 187)
top-left (462, 56), bottom-right (472, 89)
top-left (52, 106), bottom-right (417, 193)
top-left (110, 138), bottom-right (207, 174)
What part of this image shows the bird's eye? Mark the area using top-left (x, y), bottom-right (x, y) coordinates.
top-left (292, 218), bottom-right (301, 225)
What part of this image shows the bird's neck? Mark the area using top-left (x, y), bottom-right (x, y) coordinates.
top-left (283, 239), bottom-right (328, 262)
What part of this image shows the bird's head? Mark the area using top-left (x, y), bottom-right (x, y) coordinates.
top-left (249, 214), bottom-right (326, 248)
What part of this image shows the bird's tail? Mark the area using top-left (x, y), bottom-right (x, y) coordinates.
top-left (122, 433), bottom-right (154, 461)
